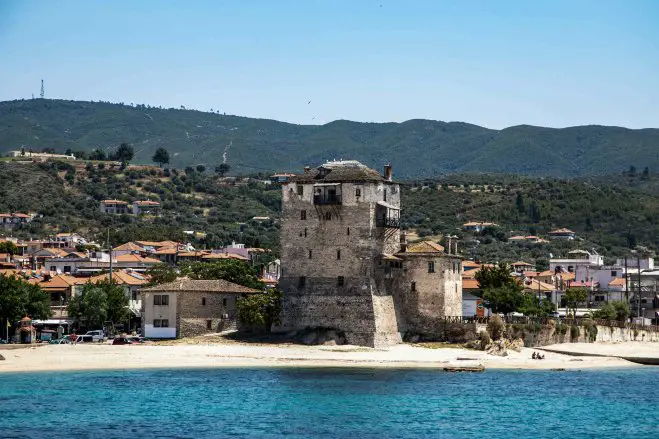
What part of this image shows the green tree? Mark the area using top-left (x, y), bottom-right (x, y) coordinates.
top-left (89, 149), bottom-right (107, 161)
top-left (0, 275), bottom-right (51, 336)
top-left (196, 164), bottom-right (206, 173)
top-left (145, 264), bottom-right (179, 285)
top-left (181, 260), bottom-right (264, 289)
top-left (23, 282), bottom-right (52, 320)
top-left (236, 288), bottom-right (282, 332)
top-left (482, 285), bottom-right (524, 315)
top-left (114, 142), bottom-right (134, 165)
top-left (67, 284), bottom-right (108, 329)
top-left (592, 301), bottom-right (630, 322)
top-left (475, 263), bottom-right (516, 290)
top-left (215, 163), bottom-right (230, 177)
top-left (518, 294), bottom-right (554, 317)
top-left (100, 280), bottom-right (129, 325)
top-left (564, 287), bottom-right (588, 318)
top-left (0, 241), bottom-right (19, 256)
top-left (515, 192), bottom-right (524, 213)
top-left (152, 147), bottom-right (170, 167)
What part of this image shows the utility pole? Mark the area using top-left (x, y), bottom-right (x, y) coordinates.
top-left (40, 79), bottom-right (44, 99)
top-left (624, 257), bottom-right (629, 302)
top-left (637, 254), bottom-right (642, 323)
top-left (107, 228), bottom-right (113, 283)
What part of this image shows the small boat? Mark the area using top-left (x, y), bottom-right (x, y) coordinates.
top-left (443, 365), bottom-right (485, 372)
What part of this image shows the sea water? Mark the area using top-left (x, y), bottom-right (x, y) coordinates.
top-left (1, 367), bottom-right (658, 438)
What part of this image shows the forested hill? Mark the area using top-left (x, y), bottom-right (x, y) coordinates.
top-left (1, 99), bottom-right (658, 178)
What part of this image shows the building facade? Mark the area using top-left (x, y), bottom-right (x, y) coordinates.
top-left (140, 279), bottom-right (261, 338)
top-left (278, 160), bottom-right (462, 347)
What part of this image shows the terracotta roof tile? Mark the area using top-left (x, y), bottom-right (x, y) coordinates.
top-left (142, 278), bottom-right (260, 294)
top-left (405, 241), bottom-right (445, 253)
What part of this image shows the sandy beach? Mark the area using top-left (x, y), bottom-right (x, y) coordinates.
top-left (2, 336), bottom-right (655, 373)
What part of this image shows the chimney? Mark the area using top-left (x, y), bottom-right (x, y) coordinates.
top-left (400, 231), bottom-right (408, 252)
top-left (384, 164), bottom-right (392, 181)
top-left (445, 236), bottom-right (453, 255)
top-left (453, 237), bottom-right (459, 255)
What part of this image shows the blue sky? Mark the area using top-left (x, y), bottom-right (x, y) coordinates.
top-left (1, 0), bottom-right (657, 128)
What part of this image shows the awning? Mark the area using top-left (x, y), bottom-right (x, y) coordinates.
top-left (376, 201), bottom-right (400, 210)
top-left (382, 254), bottom-right (401, 261)
top-left (32, 319), bottom-right (73, 325)
top-left (313, 183), bottom-right (341, 187)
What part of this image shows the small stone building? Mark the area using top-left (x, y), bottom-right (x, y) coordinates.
top-left (140, 279), bottom-right (261, 338)
top-left (278, 160), bottom-right (462, 347)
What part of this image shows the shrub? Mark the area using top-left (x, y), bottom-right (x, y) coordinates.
top-left (487, 315), bottom-right (505, 341)
top-left (570, 325), bottom-right (580, 342)
top-left (478, 330), bottom-right (491, 350)
top-left (556, 323), bottom-right (568, 335)
top-left (582, 319), bottom-right (598, 342)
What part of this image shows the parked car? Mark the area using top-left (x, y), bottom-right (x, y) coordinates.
top-left (112, 337), bottom-right (137, 345)
top-left (51, 338), bottom-right (71, 344)
top-left (85, 330), bottom-right (105, 342)
top-left (75, 335), bottom-right (95, 344)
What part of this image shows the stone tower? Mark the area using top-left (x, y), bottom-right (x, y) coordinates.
top-left (278, 160), bottom-right (403, 347)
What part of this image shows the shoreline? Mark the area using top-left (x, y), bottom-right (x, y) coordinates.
top-left (2, 340), bottom-right (655, 374)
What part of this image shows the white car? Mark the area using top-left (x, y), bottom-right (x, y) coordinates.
top-left (84, 330), bottom-right (105, 342)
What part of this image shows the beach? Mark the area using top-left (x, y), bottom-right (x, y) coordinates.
top-left (2, 336), bottom-right (655, 373)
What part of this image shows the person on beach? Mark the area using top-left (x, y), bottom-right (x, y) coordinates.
top-left (532, 352), bottom-right (537, 359)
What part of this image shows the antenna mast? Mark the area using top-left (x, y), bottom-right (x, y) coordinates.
top-left (40, 79), bottom-right (44, 99)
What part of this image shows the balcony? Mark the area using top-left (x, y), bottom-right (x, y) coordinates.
top-left (314, 194), bottom-right (342, 205)
top-left (376, 217), bottom-right (400, 228)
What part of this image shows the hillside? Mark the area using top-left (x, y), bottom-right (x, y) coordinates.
top-left (0, 161), bottom-right (280, 250)
top-left (1, 99), bottom-right (659, 177)
top-left (401, 173), bottom-right (659, 263)
top-left (1, 161), bottom-right (657, 264)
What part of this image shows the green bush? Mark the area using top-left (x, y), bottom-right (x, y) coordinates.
top-left (570, 325), bottom-right (580, 342)
top-left (487, 315), bottom-right (505, 341)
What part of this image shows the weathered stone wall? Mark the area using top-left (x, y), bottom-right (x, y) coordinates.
top-left (177, 292), bottom-right (237, 338)
top-left (278, 179), bottom-right (403, 347)
top-left (388, 256), bottom-right (462, 336)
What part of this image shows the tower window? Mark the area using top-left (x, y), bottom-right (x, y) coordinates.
top-left (201, 297), bottom-right (206, 306)
top-left (304, 227), bottom-right (308, 237)
top-left (297, 185), bottom-right (304, 196)
top-left (299, 276), bottom-right (306, 287)
top-left (222, 298), bottom-right (228, 306)
top-left (308, 249), bottom-right (312, 259)
top-left (337, 249), bottom-right (341, 260)
top-left (428, 261), bottom-right (435, 273)
top-left (411, 282), bottom-right (416, 292)
top-left (206, 320), bottom-right (212, 330)
top-left (337, 276), bottom-right (345, 287)
top-left (347, 227), bottom-right (350, 236)
top-left (301, 210), bottom-right (307, 220)
top-left (384, 189), bottom-right (387, 202)
top-left (325, 212), bottom-right (331, 221)
top-left (355, 188), bottom-right (361, 197)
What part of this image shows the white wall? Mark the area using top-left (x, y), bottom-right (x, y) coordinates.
top-left (144, 326), bottom-right (176, 338)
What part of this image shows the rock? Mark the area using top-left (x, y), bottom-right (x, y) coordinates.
top-left (408, 334), bottom-right (421, 343)
top-left (463, 339), bottom-right (482, 350)
top-left (300, 332), bottom-right (318, 345)
top-left (486, 339), bottom-right (508, 357)
top-left (508, 338), bottom-right (524, 352)
top-left (323, 339), bottom-right (337, 346)
top-left (0, 354), bottom-right (4, 361)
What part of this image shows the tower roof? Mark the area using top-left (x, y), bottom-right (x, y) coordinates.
top-left (290, 160), bottom-right (386, 183)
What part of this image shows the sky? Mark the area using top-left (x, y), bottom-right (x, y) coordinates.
top-left (1, 0), bottom-right (658, 129)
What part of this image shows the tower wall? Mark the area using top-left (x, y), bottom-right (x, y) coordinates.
top-left (278, 178), bottom-right (403, 347)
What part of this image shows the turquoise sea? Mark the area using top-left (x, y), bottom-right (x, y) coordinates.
top-left (1, 367), bottom-right (658, 438)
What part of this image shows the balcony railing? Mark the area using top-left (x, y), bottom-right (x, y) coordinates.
top-left (314, 195), bottom-right (342, 205)
top-left (376, 217), bottom-right (400, 228)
